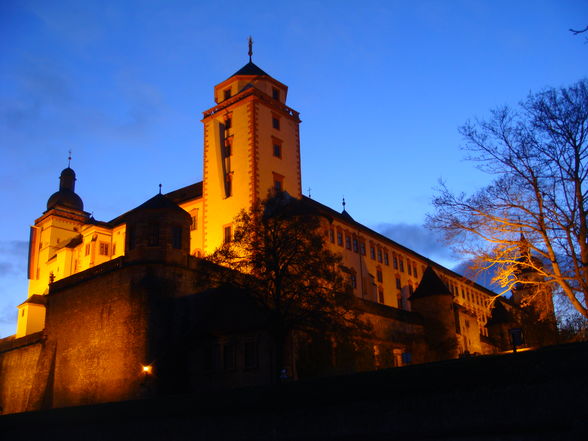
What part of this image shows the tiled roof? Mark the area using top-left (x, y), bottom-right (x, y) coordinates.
top-left (410, 266), bottom-right (452, 300)
top-left (231, 62), bottom-right (270, 77)
top-left (166, 182), bottom-right (203, 204)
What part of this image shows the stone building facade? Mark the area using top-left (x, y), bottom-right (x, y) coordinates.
top-left (0, 56), bottom-right (556, 414)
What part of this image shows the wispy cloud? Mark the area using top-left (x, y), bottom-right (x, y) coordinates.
top-left (0, 240), bottom-right (28, 337)
top-left (375, 222), bottom-right (458, 264)
top-left (0, 240), bottom-right (28, 276)
top-left (452, 259), bottom-right (500, 292)
top-left (0, 58), bottom-right (72, 130)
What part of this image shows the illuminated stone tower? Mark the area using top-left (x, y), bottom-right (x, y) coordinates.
top-left (201, 44), bottom-right (302, 254)
top-left (18, 165), bottom-right (88, 337)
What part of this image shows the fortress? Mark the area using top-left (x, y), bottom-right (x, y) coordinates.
top-left (0, 53), bottom-right (556, 414)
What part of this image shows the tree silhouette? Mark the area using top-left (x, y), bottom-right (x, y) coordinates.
top-left (207, 192), bottom-right (365, 380)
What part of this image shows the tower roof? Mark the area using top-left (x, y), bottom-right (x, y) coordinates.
top-left (46, 167), bottom-right (84, 212)
top-left (411, 266), bottom-right (452, 300)
top-left (230, 61), bottom-right (270, 78)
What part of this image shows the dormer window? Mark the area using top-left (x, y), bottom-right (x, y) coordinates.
top-left (272, 87), bottom-right (280, 100)
top-left (224, 88), bottom-right (231, 100)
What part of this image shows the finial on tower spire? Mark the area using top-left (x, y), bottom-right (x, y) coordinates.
top-left (248, 36), bottom-right (253, 62)
top-left (342, 197), bottom-right (346, 211)
top-left (159, 183), bottom-right (162, 195)
top-left (67, 149), bottom-right (72, 167)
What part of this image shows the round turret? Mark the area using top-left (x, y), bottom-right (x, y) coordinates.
top-left (46, 167), bottom-right (84, 212)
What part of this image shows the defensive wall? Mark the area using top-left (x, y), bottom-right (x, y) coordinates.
top-left (1, 341), bottom-right (586, 441)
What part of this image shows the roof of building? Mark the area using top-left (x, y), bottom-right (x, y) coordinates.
top-left (46, 190), bottom-right (84, 212)
top-left (298, 195), bottom-right (499, 300)
top-left (165, 182), bottom-right (203, 204)
top-left (108, 193), bottom-right (188, 226)
top-left (410, 266), bottom-right (453, 300)
top-left (65, 235), bottom-right (83, 248)
top-left (46, 167), bottom-right (84, 212)
top-left (231, 61), bottom-right (270, 78)
top-left (18, 294), bottom-right (47, 308)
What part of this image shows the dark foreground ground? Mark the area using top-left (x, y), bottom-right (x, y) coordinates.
top-left (1, 342), bottom-right (587, 441)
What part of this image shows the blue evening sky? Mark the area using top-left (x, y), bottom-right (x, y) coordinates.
top-left (1, 0), bottom-right (586, 336)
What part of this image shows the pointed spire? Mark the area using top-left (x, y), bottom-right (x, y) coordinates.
top-left (248, 36), bottom-right (253, 62)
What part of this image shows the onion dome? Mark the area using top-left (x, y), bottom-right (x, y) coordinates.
top-left (46, 167), bottom-right (84, 212)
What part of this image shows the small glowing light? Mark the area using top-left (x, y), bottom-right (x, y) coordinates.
top-left (142, 365), bottom-right (152, 374)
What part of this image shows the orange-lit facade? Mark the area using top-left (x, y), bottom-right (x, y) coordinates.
top-left (17, 60), bottom-right (503, 351)
top-left (0, 57), bottom-right (557, 415)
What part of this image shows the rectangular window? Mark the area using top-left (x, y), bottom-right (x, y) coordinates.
top-left (99, 242), bottom-right (109, 256)
top-left (377, 248), bottom-right (383, 263)
top-left (190, 211), bottom-right (198, 231)
top-left (224, 88), bottom-right (231, 100)
top-left (223, 343), bottom-right (236, 370)
top-left (224, 226), bottom-right (232, 244)
top-left (273, 173), bottom-right (284, 193)
top-left (337, 231), bottom-right (343, 246)
top-left (360, 242), bottom-right (366, 256)
top-left (148, 223), bottom-right (159, 246)
top-left (370, 246), bottom-right (376, 260)
top-left (127, 227), bottom-right (136, 250)
top-left (378, 287), bottom-right (384, 304)
top-left (384, 252), bottom-right (389, 266)
top-left (225, 117), bottom-right (232, 129)
top-left (225, 173), bottom-right (232, 197)
top-left (85, 243), bottom-right (91, 256)
top-left (377, 269), bottom-right (383, 283)
top-left (273, 143), bottom-right (282, 158)
top-left (329, 229), bottom-right (335, 243)
top-left (224, 140), bottom-right (232, 157)
top-left (172, 226), bottom-right (182, 249)
top-left (272, 116), bottom-right (280, 130)
top-left (399, 257), bottom-right (404, 272)
top-left (272, 87), bottom-right (280, 100)
top-left (351, 273), bottom-right (357, 289)
top-left (244, 341), bottom-right (258, 369)
top-left (345, 235), bottom-right (351, 250)
top-left (413, 263), bottom-right (418, 278)
top-left (352, 237), bottom-right (358, 253)
top-left (396, 278), bottom-right (401, 290)
top-left (393, 254), bottom-right (398, 269)
top-left (407, 261), bottom-right (412, 276)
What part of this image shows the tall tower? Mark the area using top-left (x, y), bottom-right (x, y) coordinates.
top-left (18, 165), bottom-right (88, 337)
top-left (201, 49), bottom-right (302, 254)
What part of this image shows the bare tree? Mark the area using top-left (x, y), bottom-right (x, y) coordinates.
top-left (427, 80), bottom-right (588, 319)
top-left (570, 25), bottom-right (588, 43)
top-left (207, 192), bottom-right (362, 380)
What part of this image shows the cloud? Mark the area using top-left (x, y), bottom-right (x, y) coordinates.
top-left (451, 259), bottom-right (501, 292)
top-left (0, 240), bottom-right (28, 276)
top-left (375, 222), bottom-right (458, 264)
top-left (0, 58), bottom-right (72, 130)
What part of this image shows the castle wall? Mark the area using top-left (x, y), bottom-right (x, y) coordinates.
top-left (0, 333), bottom-right (44, 414)
top-left (44, 261), bottom-right (150, 408)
